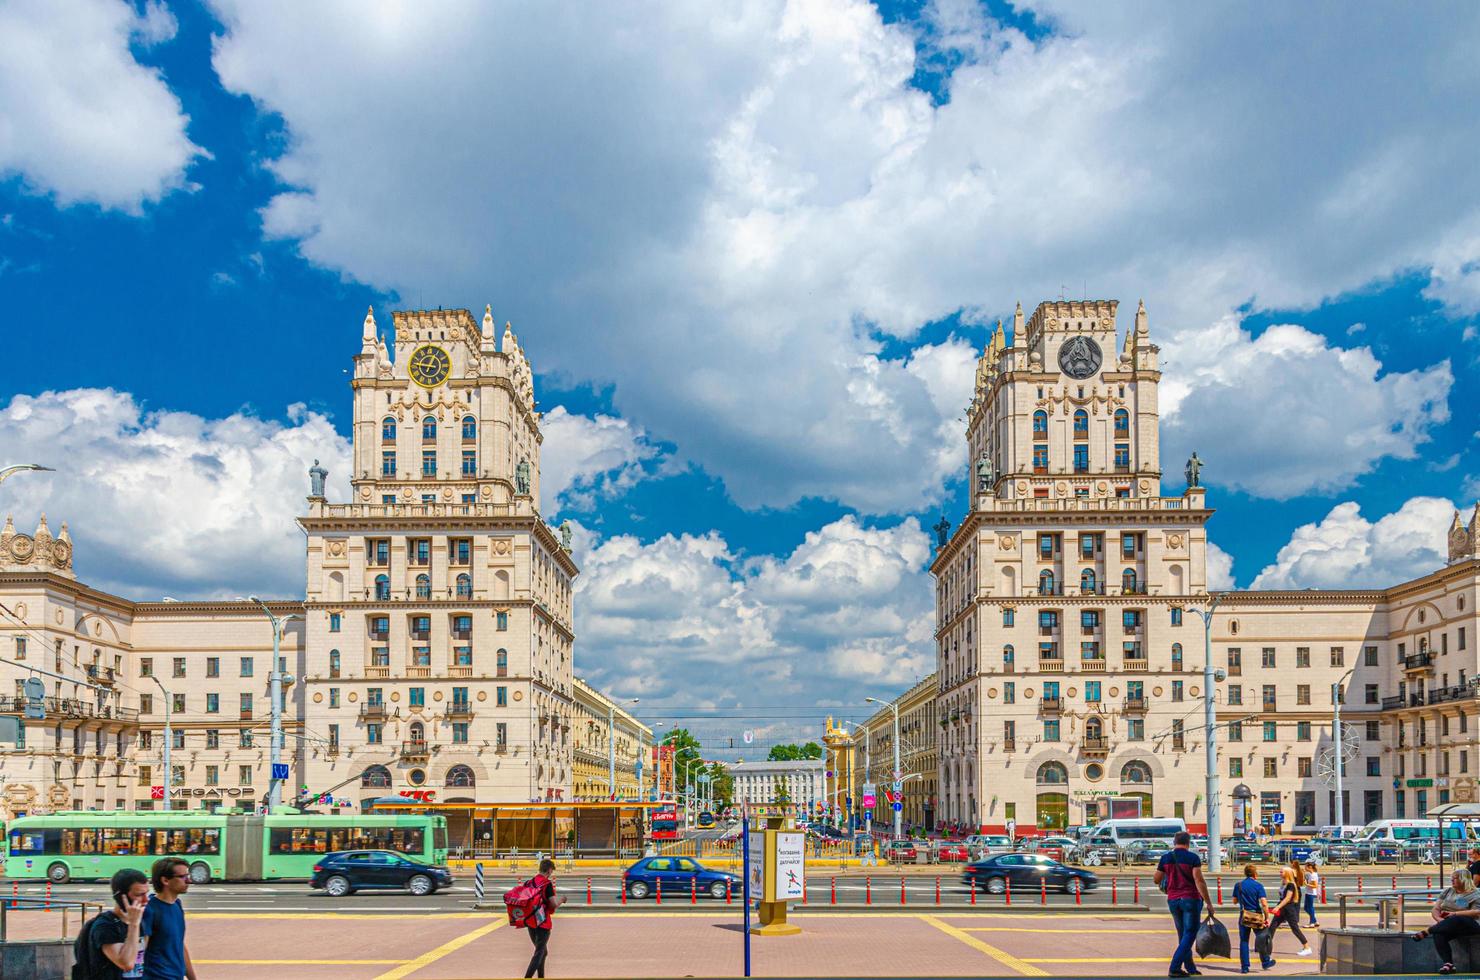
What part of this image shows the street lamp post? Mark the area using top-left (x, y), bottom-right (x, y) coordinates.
top-left (608, 697), bottom-right (640, 799)
top-left (249, 596), bottom-right (300, 809)
top-left (1333, 666), bottom-right (1357, 828)
top-left (0, 464), bottom-right (54, 488)
top-left (865, 696), bottom-right (903, 840)
top-left (1189, 594), bottom-right (1224, 873)
top-left (150, 676), bottom-right (173, 810)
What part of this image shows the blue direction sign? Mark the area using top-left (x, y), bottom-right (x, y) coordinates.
top-left (271, 763), bottom-right (290, 780)
top-left (1272, 812), bottom-right (1285, 826)
top-left (891, 801), bottom-right (903, 813)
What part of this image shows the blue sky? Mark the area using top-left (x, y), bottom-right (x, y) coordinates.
top-left (2, 0), bottom-right (1479, 751)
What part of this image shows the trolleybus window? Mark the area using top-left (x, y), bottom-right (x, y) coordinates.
top-left (268, 825), bottom-right (424, 855)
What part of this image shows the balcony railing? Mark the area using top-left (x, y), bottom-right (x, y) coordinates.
top-left (366, 666), bottom-right (391, 678)
top-left (1123, 657), bottom-right (1149, 672)
top-left (0, 696), bottom-right (138, 721)
top-left (400, 740), bottom-right (430, 760)
top-left (406, 666), bottom-right (431, 678)
top-left (448, 665), bottom-right (474, 678)
top-left (446, 701), bottom-right (474, 719)
top-left (1041, 696), bottom-right (1063, 712)
top-left (360, 702), bottom-right (388, 720)
top-left (1039, 659), bottom-right (1064, 673)
top-left (1081, 736), bottom-right (1110, 753)
top-left (1403, 652), bottom-right (1436, 671)
top-left (1124, 695), bottom-right (1147, 711)
top-left (1002, 738), bottom-right (1016, 752)
top-left (1081, 659), bottom-right (1106, 672)
top-left (1380, 695), bottom-right (1405, 710)
top-left (452, 629), bottom-right (472, 640)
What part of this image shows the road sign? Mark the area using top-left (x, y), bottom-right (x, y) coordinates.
top-left (271, 763), bottom-right (290, 780)
top-left (22, 677), bottom-right (45, 720)
top-left (1272, 812), bottom-right (1285, 826)
top-left (743, 730), bottom-right (754, 744)
top-left (891, 801), bottom-right (903, 813)
top-left (891, 780), bottom-right (903, 794)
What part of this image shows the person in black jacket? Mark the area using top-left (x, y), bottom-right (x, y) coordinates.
top-left (1265, 867), bottom-right (1313, 958)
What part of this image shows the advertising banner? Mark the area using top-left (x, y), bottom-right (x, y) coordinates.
top-left (774, 831), bottom-right (806, 900)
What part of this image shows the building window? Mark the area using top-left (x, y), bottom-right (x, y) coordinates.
top-left (140, 693), bottom-right (153, 714)
top-left (329, 613), bottom-right (341, 633)
top-left (367, 723), bottom-right (383, 744)
top-left (1170, 607), bottom-right (1182, 626)
top-left (239, 728), bottom-right (253, 748)
top-left (1072, 444), bottom-right (1089, 472)
top-left (1366, 720), bottom-right (1380, 741)
top-left (173, 657), bottom-right (187, 678)
top-left (421, 450), bottom-right (437, 476)
top-left (1330, 646), bottom-right (1345, 667)
top-left (1043, 720), bottom-right (1060, 742)
top-left (1296, 685), bottom-right (1310, 705)
top-left (1122, 568), bottom-right (1138, 594)
top-left (374, 574), bottom-right (391, 600)
top-left (1265, 758), bottom-right (1278, 778)
top-left (381, 417), bottom-right (398, 441)
top-left (1073, 409), bottom-right (1089, 437)
top-left (1293, 646), bottom-right (1309, 668)
top-left (1263, 721), bottom-right (1277, 741)
top-left (239, 693), bottom-right (252, 717)
top-left (451, 539), bottom-right (472, 564)
top-left (1228, 685), bottom-right (1242, 706)
top-left (1002, 681), bottom-right (1015, 704)
top-left (1228, 720), bottom-right (1242, 741)
top-left (1171, 643), bottom-right (1183, 670)
top-left (496, 687), bottom-right (508, 707)
top-left (461, 450), bottom-right (477, 476)
top-left (415, 574), bottom-right (431, 599)
top-left (1127, 719), bottom-right (1144, 741)
top-left (1227, 647), bottom-right (1241, 674)
top-left (328, 688), bottom-right (339, 709)
top-left (421, 416), bottom-right (437, 440)
top-left (1085, 681), bottom-right (1101, 703)
top-left (496, 723), bottom-right (509, 748)
top-left (1002, 609), bottom-right (1015, 627)
top-left (238, 765), bottom-right (253, 786)
top-left (1366, 757), bottom-right (1381, 777)
top-left (1364, 645), bottom-right (1378, 666)
top-left (1032, 410), bottom-right (1048, 436)
top-left (1296, 721), bottom-right (1311, 741)
top-left (172, 693), bottom-right (185, 713)
top-left (140, 657), bottom-right (152, 677)
top-left (1365, 683), bottom-right (1379, 704)
top-left (1229, 758), bottom-right (1243, 778)
top-left (1263, 685), bottom-right (1277, 709)
top-left (1114, 444), bottom-right (1130, 469)
top-left (1033, 444), bottom-right (1048, 471)
top-left (496, 649), bottom-right (508, 675)
top-left (1171, 681), bottom-right (1183, 702)
top-left (1113, 408), bottom-right (1129, 435)
top-left (461, 416), bottom-right (476, 440)
top-left (329, 649), bottom-right (341, 678)
top-left (381, 451), bottom-right (396, 477)
top-left (206, 693), bottom-right (219, 714)
top-left (452, 722), bottom-right (469, 743)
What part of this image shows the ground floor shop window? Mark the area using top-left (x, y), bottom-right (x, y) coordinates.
top-left (1036, 792), bottom-right (1067, 830)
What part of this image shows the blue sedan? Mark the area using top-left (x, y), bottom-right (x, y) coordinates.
top-left (623, 856), bottom-right (740, 900)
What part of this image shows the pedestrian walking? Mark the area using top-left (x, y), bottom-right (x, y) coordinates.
top-left (141, 857), bottom-right (198, 980)
top-left (1231, 864), bottom-right (1275, 973)
top-left (1264, 867), bottom-right (1313, 958)
top-left (1302, 862), bottom-right (1321, 927)
top-left (74, 868), bottom-right (150, 979)
top-left (1154, 830), bottom-right (1215, 978)
top-left (1412, 869), bottom-right (1480, 975)
top-left (524, 857), bottom-right (566, 978)
top-left (1466, 847), bottom-right (1480, 882)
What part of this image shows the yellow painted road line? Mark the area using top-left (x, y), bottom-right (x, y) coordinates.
top-left (960, 926), bottom-right (1173, 933)
top-left (194, 912), bottom-right (488, 920)
top-left (1024, 956), bottom-right (1236, 964)
top-left (373, 919), bottom-right (504, 980)
top-left (919, 914), bottom-right (1048, 977)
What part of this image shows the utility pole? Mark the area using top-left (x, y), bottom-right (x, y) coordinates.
top-left (608, 697), bottom-right (639, 799)
top-left (149, 676), bottom-right (173, 810)
top-left (1333, 667), bottom-right (1356, 827)
top-left (249, 597), bottom-right (299, 810)
top-left (1191, 594), bottom-right (1224, 873)
top-left (865, 697), bottom-right (903, 840)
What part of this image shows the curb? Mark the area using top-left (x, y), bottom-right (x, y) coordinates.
top-left (470, 902), bottom-right (1158, 914)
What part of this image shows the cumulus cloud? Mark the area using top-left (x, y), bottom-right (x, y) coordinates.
top-left (571, 515), bottom-right (933, 704)
top-left (0, 388), bottom-right (349, 599)
top-left (539, 406), bottom-right (665, 513)
top-left (1160, 317), bottom-right (1451, 499)
top-left (1250, 497), bottom-right (1457, 590)
top-left (201, 0), bottom-right (1479, 512)
top-left (0, 0), bottom-right (201, 211)
top-left (1206, 541), bottom-right (1235, 592)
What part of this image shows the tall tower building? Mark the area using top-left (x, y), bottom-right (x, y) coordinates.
top-left (299, 306), bottom-right (577, 810)
top-left (933, 300), bottom-right (1214, 832)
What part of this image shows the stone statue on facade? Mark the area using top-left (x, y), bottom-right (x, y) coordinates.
top-left (308, 459), bottom-right (328, 498)
top-left (559, 520), bottom-right (573, 551)
top-left (515, 459), bottom-right (530, 495)
top-left (976, 452), bottom-right (994, 492)
top-left (932, 516), bottom-right (951, 548)
top-left (1185, 451), bottom-right (1203, 489)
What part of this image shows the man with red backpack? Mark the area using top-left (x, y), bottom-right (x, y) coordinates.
top-left (505, 858), bottom-right (565, 978)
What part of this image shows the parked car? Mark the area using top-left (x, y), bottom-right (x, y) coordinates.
top-left (886, 840), bottom-right (919, 862)
top-left (1227, 839), bottom-right (1276, 863)
top-left (933, 840), bottom-right (970, 862)
top-left (1022, 836), bottom-right (1078, 862)
top-left (310, 850), bottom-right (454, 897)
top-left (622, 856), bottom-right (741, 900)
top-left (964, 834), bottom-right (1015, 858)
top-left (963, 853), bottom-right (1098, 895)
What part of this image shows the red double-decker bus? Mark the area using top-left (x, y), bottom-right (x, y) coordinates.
top-left (650, 803), bottom-right (680, 841)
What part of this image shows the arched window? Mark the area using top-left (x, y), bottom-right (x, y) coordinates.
top-left (1121, 760), bottom-right (1153, 785)
top-left (1039, 570), bottom-right (1056, 595)
top-left (1080, 569), bottom-right (1097, 594)
top-left (415, 573), bottom-right (431, 600)
top-left (456, 573), bottom-right (472, 599)
top-left (496, 649), bottom-right (508, 676)
top-left (361, 765), bottom-right (392, 788)
top-left (1113, 408), bottom-right (1129, 435)
top-left (1036, 761), bottom-right (1068, 785)
top-left (382, 417), bottom-right (397, 441)
top-left (374, 574), bottom-right (391, 601)
top-left (328, 649), bottom-right (340, 678)
top-left (1085, 717), bottom-right (1104, 740)
top-left (447, 765), bottom-right (476, 788)
top-left (1032, 410), bottom-right (1048, 436)
top-left (408, 721), bottom-right (425, 743)
top-left (1003, 644), bottom-right (1015, 665)
top-left (461, 416), bottom-right (476, 440)
top-left (1122, 568), bottom-right (1138, 594)
top-left (1073, 409), bottom-right (1089, 437)
top-left (422, 417), bottom-right (437, 440)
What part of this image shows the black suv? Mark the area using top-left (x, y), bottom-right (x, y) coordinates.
top-left (309, 850), bottom-right (454, 896)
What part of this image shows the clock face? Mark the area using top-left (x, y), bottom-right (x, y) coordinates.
top-left (408, 345), bottom-right (451, 388)
top-left (1058, 336), bottom-right (1103, 380)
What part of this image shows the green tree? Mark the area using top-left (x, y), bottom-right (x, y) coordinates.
top-left (767, 741), bottom-right (824, 761)
top-left (662, 728), bottom-right (733, 808)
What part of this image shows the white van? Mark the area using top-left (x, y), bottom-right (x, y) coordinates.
top-left (1317, 825), bottom-right (1365, 840)
top-left (1353, 819), bottom-right (1473, 844)
top-left (1083, 818), bottom-right (1187, 849)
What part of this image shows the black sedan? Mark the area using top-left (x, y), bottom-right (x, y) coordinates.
top-left (310, 850), bottom-right (454, 896)
top-left (963, 853), bottom-right (1098, 895)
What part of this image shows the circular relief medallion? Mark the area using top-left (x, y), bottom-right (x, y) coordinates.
top-left (1057, 336), bottom-right (1103, 379)
top-left (1067, 687), bottom-right (1077, 697)
top-left (1096, 481), bottom-right (1108, 493)
top-left (401, 487), bottom-right (413, 499)
top-left (312, 692), bottom-right (324, 703)
top-left (433, 691), bottom-right (444, 702)
top-left (408, 345), bottom-right (452, 388)
top-left (1139, 479), bottom-right (1151, 492)
top-left (1017, 481), bottom-right (1028, 495)
top-left (390, 691), bottom-right (401, 703)
top-left (481, 484), bottom-right (492, 498)
top-left (477, 691), bottom-right (488, 702)
top-left (1190, 686), bottom-right (1200, 697)
top-left (348, 692), bottom-right (358, 703)
top-left (513, 690), bottom-right (523, 701)
top-left (51, 541), bottom-right (71, 566)
top-left (1167, 533), bottom-right (1184, 549)
top-left (1108, 686), bottom-right (1119, 697)
top-left (987, 687), bottom-right (998, 698)
top-left (998, 535), bottom-right (1015, 550)
top-left (327, 540), bottom-right (346, 557)
top-left (360, 486), bottom-right (372, 499)
top-left (1056, 481), bottom-right (1068, 494)
top-left (10, 535), bottom-right (34, 561)
top-left (494, 539), bottom-right (511, 555)
top-left (442, 487), bottom-right (453, 500)
top-left (1152, 686), bottom-right (1164, 697)
top-left (1024, 688), bottom-right (1035, 699)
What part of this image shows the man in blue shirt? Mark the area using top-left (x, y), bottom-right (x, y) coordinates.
top-left (1154, 831), bottom-right (1215, 978)
top-left (142, 857), bottom-right (198, 980)
top-left (1231, 864), bottom-right (1275, 973)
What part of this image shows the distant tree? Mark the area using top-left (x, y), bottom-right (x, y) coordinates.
top-left (768, 742), bottom-right (824, 761)
top-left (661, 728), bottom-right (732, 807)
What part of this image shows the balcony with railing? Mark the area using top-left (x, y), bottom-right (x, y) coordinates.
top-left (448, 665), bottom-right (474, 678)
top-left (1040, 696), bottom-right (1063, 712)
top-left (446, 700), bottom-right (474, 720)
top-left (1124, 694), bottom-right (1147, 711)
top-left (1080, 658), bottom-right (1106, 672)
top-left (360, 702), bottom-right (388, 720)
top-left (1380, 694), bottom-right (1405, 710)
top-left (400, 740), bottom-right (430, 760)
top-left (0, 696), bottom-right (138, 721)
top-left (406, 666), bottom-right (431, 678)
top-left (1080, 736), bottom-right (1110, 754)
top-left (1403, 652), bottom-right (1436, 673)
top-left (86, 664), bottom-right (117, 685)
top-left (1039, 656), bottom-right (1064, 672)
top-left (1123, 656), bottom-right (1149, 672)
top-left (366, 666), bottom-right (391, 678)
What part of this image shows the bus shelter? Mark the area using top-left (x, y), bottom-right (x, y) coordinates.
top-left (1426, 802), bottom-right (1480, 884)
top-left (366, 801), bottom-right (661, 859)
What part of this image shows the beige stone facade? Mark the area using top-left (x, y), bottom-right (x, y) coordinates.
top-left (571, 678), bottom-right (652, 801)
top-left (858, 674), bottom-right (938, 830)
top-left (0, 305), bottom-right (635, 816)
top-left (934, 299), bottom-right (1480, 835)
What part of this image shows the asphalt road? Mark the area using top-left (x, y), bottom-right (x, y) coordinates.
top-left (10, 869), bottom-right (1442, 915)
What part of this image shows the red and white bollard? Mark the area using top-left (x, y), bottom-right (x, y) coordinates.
top-left (691, 877), bottom-right (697, 905)
top-left (1111, 877), bottom-right (1117, 905)
top-left (900, 876), bottom-right (907, 906)
top-left (970, 878), bottom-right (977, 905)
top-left (586, 876), bottom-right (592, 905)
top-left (727, 879), bottom-right (732, 905)
top-left (1040, 880), bottom-right (1047, 905)
top-left (831, 877), bottom-right (836, 905)
top-left (1217, 877), bottom-right (1223, 905)
top-left (656, 878), bottom-right (663, 905)
top-left (44, 881), bottom-right (51, 910)
top-left (621, 873), bottom-right (628, 905)
top-left (866, 876), bottom-right (872, 905)
top-left (935, 876), bottom-right (941, 906)
top-left (1005, 878), bottom-right (1011, 906)
top-left (1134, 876), bottom-right (1140, 903)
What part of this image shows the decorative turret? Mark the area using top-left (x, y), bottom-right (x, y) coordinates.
top-left (33, 514), bottom-right (50, 546)
top-left (482, 304), bottom-right (496, 352)
top-left (1, 515), bottom-right (12, 550)
top-left (1448, 505), bottom-right (1480, 565)
top-left (362, 305), bottom-right (377, 348)
top-left (0, 512), bottom-right (74, 575)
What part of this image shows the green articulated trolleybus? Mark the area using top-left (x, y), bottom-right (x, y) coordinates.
top-left (4, 810), bottom-right (449, 884)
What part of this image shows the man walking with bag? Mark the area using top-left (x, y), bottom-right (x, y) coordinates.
top-left (1155, 831), bottom-right (1216, 978)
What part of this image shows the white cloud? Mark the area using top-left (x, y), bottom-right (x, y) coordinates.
top-left (0, 0), bottom-right (201, 211)
top-left (206, 1), bottom-right (1475, 511)
top-left (1159, 316), bottom-right (1451, 499)
top-left (1206, 541), bottom-right (1235, 592)
top-left (571, 515), bottom-right (933, 704)
top-left (539, 406), bottom-right (664, 513)
top-left (0, 388), bottom-right (349, 598)
top-left (1250, 497), bottom-right (1457, 591)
